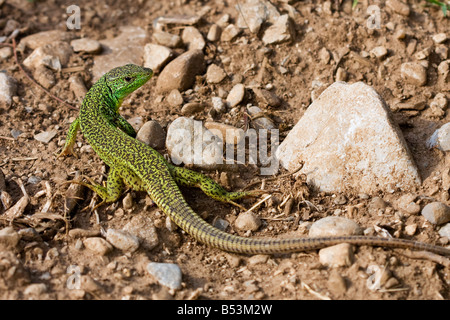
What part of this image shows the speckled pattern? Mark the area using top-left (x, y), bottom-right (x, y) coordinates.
top-left (61, 64), bottom-right (450, 256)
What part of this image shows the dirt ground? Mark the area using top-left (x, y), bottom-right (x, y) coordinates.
top-left (0, 0), bottom-right (449, 300)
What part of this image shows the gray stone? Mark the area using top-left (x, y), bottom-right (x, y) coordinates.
top-left (206, 64), bottom-right (227, 84)
top-left (236, 0), bottom-right (280, 34)
top-left (262, 14), bottom-right (293, 45)
top-left (226, 83), bottom-right (245, 107)
top-left (309, 216), bottom-right (362, 237)
top-left (83, 237), bottom-right (113, 255)
top-left (181, 26), bottom-right (205, 51)
top-left (400, 62), bottom-right (427, 86)
top-left (146, 262), bottom-right (182, 290)
top-left (427, 122), bottom-right (450, 151)
top-left (156, 50), bottom-right (205, 93)
top-left (0, 72), bottom-right (17, 107)
top-left (123, 214), bottom-right (159, 250)
top-left (275, 81), bottom-right (421, 194)
top-left (34, 130), bottom-right (57, 144)
top-left (152, 31), bottom-right (182, 48)
top-left (20, 30), bottom-right (74, 49)
top-left (105, 228), bottom-right (140, 252)
top-left (421, 202), bottom-right (450, 225)
top-left (137, 120), bottom-right (166, 150)
top-left (23, 41), bottom-right (73, 71)
top-left (221, 24), bottom-right (241, 42)
top-left (70, 38), bottom-right (102, 54)
top-left (143, 43), bottom-right (173, 73)
top-left (234, 211), bottom-right (261, 231)
top-left (438, 223), bottom-right (450, 238)
top-left (319, 243), bottom-right (354, 267)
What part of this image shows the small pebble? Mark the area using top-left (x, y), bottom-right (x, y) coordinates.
top-left (220, 24), bottom-right (241, 42)
top-left (370, 46), bottom-right (388, 59)
top-left (24, 283), bottom-right (47, 296)
top-left (438, 223), bottom-right (450, 238)
top-left (309, 216), bottom-right (362, 237)
top-left (319, 243), bottom-right (354, 267)
top-left (143, 43), bottom-right (173, 73)
top-left (400, 62), bottom-right (427, 86)
top-left (433, 33), bottom-right (448, 44)
top-left (226, 83), bottom-right (245, 107)
top-left (0, 47), bottom-right (12, 60)
top-left (122, 193), bottom-right (134, 210)
top-left (248, 254), bottom-right (269, 266)
top-left (181, 102), bottom-right (206, 115)
top-left (106, 228), bottom-right (140, 252)
top-left (252, 88), bottom-right (281, 107)
top-left (396, 194), bottom-right (421, 215)
top-left (153, 31), bottom-right (182, 48)
top-left (246, 106), bottom-right (275, 130)
top-left (0, 226), bottom-right (20, 248)
top-left (123, 214), bottom-right (159, 250)
top-left (83, 237), bottom-right (113, 256)
top-left (181, 26), bottom-right (205, 51)
top-left (207, 24), bottom-right (221, 42)
top-left (0, 72), bottom-right (17, 107)
top-left (211, 96), bottom-right (226, 113)
top-left (262, 14), bottom-right (292, 45)
top-left (70, 38), bottom-right (102, 54)
top-left (136, 120), bottom-right (166, 150)
top-left (34, 130), bottom-right (58, 144)
top-left (206, 64), bottom-right (227, 84)
top-left (386, 0), bottom-right (410, 16)
top-left (234, 211), bottom-right (261, 232)
top-left (166, 89), bottom-right (184, 107)
top-left (421, 202), bottom-right (450, 225)
top-left (404, 223), bottom-right (417, 236)
top-left (146, 262), bottom-right (182, 290)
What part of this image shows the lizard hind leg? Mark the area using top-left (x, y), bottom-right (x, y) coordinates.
top-left (167, 164), bottom-right (263, 209)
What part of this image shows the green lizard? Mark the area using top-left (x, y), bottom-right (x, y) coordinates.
top-left (59, 64), bottom-right (450, 256)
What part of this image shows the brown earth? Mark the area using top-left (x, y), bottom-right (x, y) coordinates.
top-left (0, 0), bottom-right (449, 300)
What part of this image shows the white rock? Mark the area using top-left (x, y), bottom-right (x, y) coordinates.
top-left (137, 120), bottom-right (166, 150)
top-left (433, 33), bottom-right (448, 44)
top-left (181, 26), bottom-right (205, 51)
top-left (143, 43), bottom-right (173, 73)
top-left (70, 38), bottom-right (102, 54)
top-left (421, 202), bottom-right (450, 225)
top-left (226, 83), bottom-right (245, 107)
top-left (207, 24), bottom-right (221, 42)
top-left (152, 31), bottom-right (181, 48)
top-left (211, 96), bottom-right (226, 113)
top-left (20, 30), bottom-right (74, 49)
top-left (0, 72), bottom-right (17, 107)
top-left (234, 211), bottom-right (261, 231)
top-left (236, 0), bottom-right (280, 34)
top-left (370, 46), bottom-right (388, 59)
top-left (34, 130), bottom-right (58, 144)
top-left (319, 243), bottom-right (354, 267)
top-left (24, 283), bottom-right (47, 296)
top-left (309, 217), bottom-right (362, 237)
top-left (105, 228), bottom-right (140, 252)
top-left (166, 117), bottom-right (222, 168)
top-left (206, 64), bottom-right (227, 84)
top-left (262, 14), bottom-right (292, 45)
top-left (221, 24), bottom-right (241, 42)
top-left (23, 41), bottom-right (73, 71)
top-left (275, 81), bottom-right (421, 194)
top-left (400, 62), bottom-right (427, 86)
top-left (146, 262), bottom-right (182, 290)
top-left (427, 122), bottom-right (450, 151)
top-left (123, 214), bottom-right (159, 250)
top-left (83, 237), bottom-right (113, 255)
top-left (438, 223), bottom-right (450, 238)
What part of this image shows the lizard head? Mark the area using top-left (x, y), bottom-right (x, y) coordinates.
top-left (105, 64), bottom-right (153, 101)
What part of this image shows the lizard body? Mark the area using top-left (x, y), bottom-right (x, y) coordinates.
top-left (60, 64), bottom-right (450, 256)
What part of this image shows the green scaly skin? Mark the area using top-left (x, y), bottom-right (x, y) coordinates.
top-left (60, 64), bottom-right (450, 256)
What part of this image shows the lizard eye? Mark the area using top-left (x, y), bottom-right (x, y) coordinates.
top-left (124, 77), bottom-right (132, 82)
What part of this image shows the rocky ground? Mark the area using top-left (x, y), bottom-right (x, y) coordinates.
top-left (0, 0), bottom-right (449, 300)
